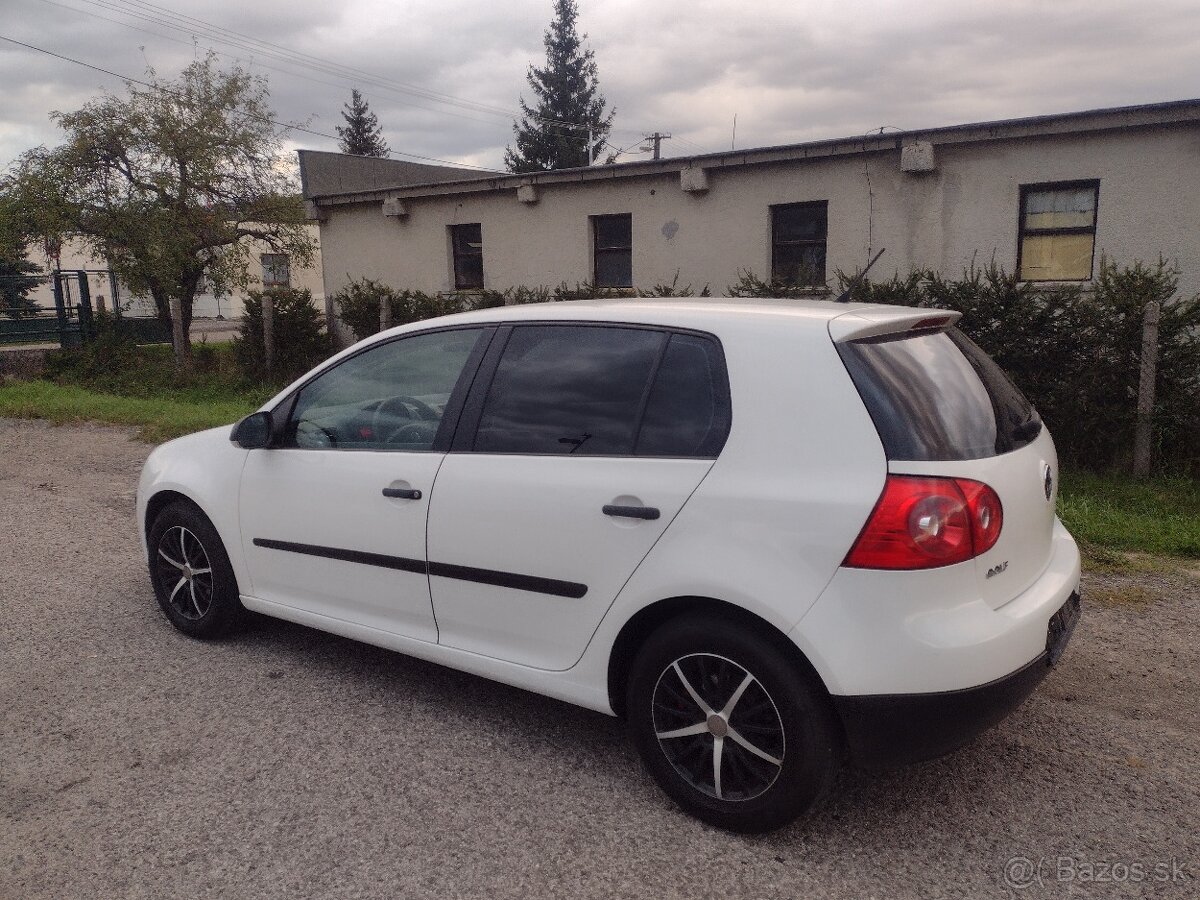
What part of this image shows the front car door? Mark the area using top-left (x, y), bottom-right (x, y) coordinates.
top-left (426, 323), bottom-right (731, 670)
top-left (239, 326), bottom-right (490, 641)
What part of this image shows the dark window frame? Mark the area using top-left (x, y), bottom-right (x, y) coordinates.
top-left (450, 223), bottom-right (485, 290)
top-left (592, 214), bottom-right (633, 289)
top-left (451, 321), bottom-right (732, 459)
top-left (1015, 179), bottom-right (1100, 283)
top-left (770, 201), bottom-right (828, 287)
top-left (261, 253), bottom-right (291, 288)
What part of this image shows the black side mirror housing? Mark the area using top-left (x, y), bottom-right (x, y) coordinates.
top-left (231, 411), bottom-right (275, 449)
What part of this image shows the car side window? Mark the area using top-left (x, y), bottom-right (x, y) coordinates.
top-left (283, 328), bottom-right (483, 451)
top-left (635, 333), bottom-right (730, 457)
top-left (474, 325), bottom-right (665, 455)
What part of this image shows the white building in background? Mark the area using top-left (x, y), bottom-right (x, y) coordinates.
top-left (299, 99), bottom-right (1200, 342)
top-left (25, 224), bottom-right (324, 319)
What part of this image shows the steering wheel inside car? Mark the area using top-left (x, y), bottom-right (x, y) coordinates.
top-left (370, 395), bottom-right (441, 444)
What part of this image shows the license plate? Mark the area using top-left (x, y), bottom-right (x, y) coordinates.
top-left (1046, 591), bottom-right (1081, 665)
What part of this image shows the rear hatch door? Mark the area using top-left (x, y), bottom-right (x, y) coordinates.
top-left (832, 310), bottom-right (1058, 609)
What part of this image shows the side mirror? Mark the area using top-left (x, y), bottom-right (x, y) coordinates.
top-left (231, 411), bottom-right (275, 449)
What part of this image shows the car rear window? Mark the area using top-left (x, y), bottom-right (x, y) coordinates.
top-left (837, 327), bottom-right (1040, 460)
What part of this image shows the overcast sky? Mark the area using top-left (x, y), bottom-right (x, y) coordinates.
top-left (2, 0), bottom-right (1198, 174)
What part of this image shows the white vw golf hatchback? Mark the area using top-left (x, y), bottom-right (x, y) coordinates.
top-left (138, 298), bottom-right (1081, 832)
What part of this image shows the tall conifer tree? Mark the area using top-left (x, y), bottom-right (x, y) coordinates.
top-left (337, 89), bottom-right (390, 157)
top-left (505, 0), bottom-right (614, 172)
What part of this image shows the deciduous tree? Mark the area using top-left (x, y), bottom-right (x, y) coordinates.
top-left (7, 53), bottom-right (313, 361)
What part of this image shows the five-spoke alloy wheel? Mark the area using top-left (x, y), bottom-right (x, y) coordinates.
top-left (148, 501), bottom-right (242, 638)
top-left (628, 614), bottom-right (839, 833)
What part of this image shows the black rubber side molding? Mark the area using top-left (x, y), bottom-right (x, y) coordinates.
top-left (602, 505), bottom-right (660, 521)
top-left (252, 538), bottom-right (587, 599)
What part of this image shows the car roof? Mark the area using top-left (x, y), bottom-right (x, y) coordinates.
top-left (394, 297), bottom-right (926, 332)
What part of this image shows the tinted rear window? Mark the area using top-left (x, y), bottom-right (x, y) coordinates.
top-left (474, 325), bottom-right (664, 455)
top-left (636, 333), bottom-right (730, 457)
top-left (837, 327), bottom-right (1040, 460)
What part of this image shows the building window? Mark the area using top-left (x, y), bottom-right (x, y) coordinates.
top-left (451, 223), bottom-right (484, 290)
top-left (593, 214), bottom-right (632, 288)
top-left (1017, 181), bottom-right (1099, 281)
top-left (771, 202), bottom-right (827, 287)
top-left (261, 254), bottom-right (291, 288)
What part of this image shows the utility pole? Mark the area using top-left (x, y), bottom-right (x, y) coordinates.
top-left (645, 132), bottom-right (672, 160)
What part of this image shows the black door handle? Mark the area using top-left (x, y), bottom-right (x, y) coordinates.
top-left (383, 487), bottom-right (422, 500)
top-left (603, 504), bottom-right (660, 520)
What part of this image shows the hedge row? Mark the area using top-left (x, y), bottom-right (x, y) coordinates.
top-left (319, 259), bottom-right (1199, 475)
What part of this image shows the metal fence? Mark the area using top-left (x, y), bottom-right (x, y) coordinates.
top-left (0, 269), bottom-right (172, 348)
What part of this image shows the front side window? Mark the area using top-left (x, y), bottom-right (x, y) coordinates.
top-left (592, 214), bottom-right (632, 288)
top-left (284, 328), bottom-right (483, 451)
top-left (451, 223), bottom-right (484, 290)
top-left (1017, 181), bottom-right (1099, 281)
top-left (771, 202), bottom-right (827, 286)
top-left (261, 254), bottom-right (291, 288)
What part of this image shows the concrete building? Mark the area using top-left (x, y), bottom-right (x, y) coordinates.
top-left (300, 100), bottom-right (1200, 337)
top-left (25, 225), bottom-right (324, 320)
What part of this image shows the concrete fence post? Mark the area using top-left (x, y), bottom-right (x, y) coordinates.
top-left (169, 297), bottom-right (189, 371)
top-left (262, 293), bottom-right (276, 377)
top-left (379, 294), bottom-right (392, 333)
top-left (1133, 300), bottom-right (1160, 477)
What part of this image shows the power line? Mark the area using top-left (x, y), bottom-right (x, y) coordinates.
top-left (54, 0), bottom-right (699, 150)
top-left (70, 0), bottom-right (635, 140)
top-left (0, 33), bottom-right (505, 172)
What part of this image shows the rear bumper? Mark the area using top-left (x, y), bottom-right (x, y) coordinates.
top-left (833, 590), bottom-right (1080, 767)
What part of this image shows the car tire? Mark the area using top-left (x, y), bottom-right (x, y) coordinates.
top-left (147, 501), bottom-right (243, 638)
top-left (626, 613), bottom-right (840, 833)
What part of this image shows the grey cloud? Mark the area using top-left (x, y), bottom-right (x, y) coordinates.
top-left (2, 0), bottom-right (1198, 172)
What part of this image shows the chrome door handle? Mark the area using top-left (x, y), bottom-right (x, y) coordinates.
top-left (603, 504), bottom-right (659, 520)
top-left (382, 487), bottom-right (422, 500)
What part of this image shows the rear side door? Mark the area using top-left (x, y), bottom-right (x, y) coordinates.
top-left (426, 323), bottom-right (731, 670)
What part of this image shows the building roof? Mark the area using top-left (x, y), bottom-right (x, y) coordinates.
top-left (299, 98), bottom-right (1200, 207)
top-left (296, 150), bottom-right (485, 199)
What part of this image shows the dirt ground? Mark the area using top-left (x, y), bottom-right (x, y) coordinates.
top-left (1, 417), bottom-right (1197, 899)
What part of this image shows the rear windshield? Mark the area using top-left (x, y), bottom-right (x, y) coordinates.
top-left (837, 327), bottom-right (1040, 460)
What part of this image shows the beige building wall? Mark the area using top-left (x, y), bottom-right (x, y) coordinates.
top-left (24, 225), bottom-right (324, 319)
top-left (314, 124), bottom-right (1200, 310)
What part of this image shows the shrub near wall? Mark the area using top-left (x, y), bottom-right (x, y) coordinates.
top-left (827, 258), bottom-right (1200, 475)
top-left (235, 288), bottom-right (331, 383)
top-left (327, 260), bottom-right (1199, 475)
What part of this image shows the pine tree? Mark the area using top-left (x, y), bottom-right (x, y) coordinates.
top-left (337, 89), bottom-right (390, 157)
top-left (505, 0), bottom-right (614, 173)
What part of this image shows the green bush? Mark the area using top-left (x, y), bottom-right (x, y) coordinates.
top-left (825, 257), bottom-right (1200, 474)
top-left (235, 288), bottom-right (331, 383)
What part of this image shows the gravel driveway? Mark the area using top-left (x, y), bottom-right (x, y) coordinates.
top-left (2, 418), bottom-right (1197, 899)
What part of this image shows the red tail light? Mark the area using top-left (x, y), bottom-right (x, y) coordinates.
top-left (844, 475), bottom-right (1004, 570)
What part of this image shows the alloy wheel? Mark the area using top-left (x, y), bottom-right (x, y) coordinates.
top-left (155, 525), bottom-right (215, 621)
top-left (652, 653), bottom-right (786, 801)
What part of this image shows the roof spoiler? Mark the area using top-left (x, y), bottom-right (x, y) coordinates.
top-left (829, 308), bottom-right (962, 343)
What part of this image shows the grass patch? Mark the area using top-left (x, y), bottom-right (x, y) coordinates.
top-left (1058, 470), bottom-right (1200, 563)
top-left (0, 379), bottom-right (261, 443)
